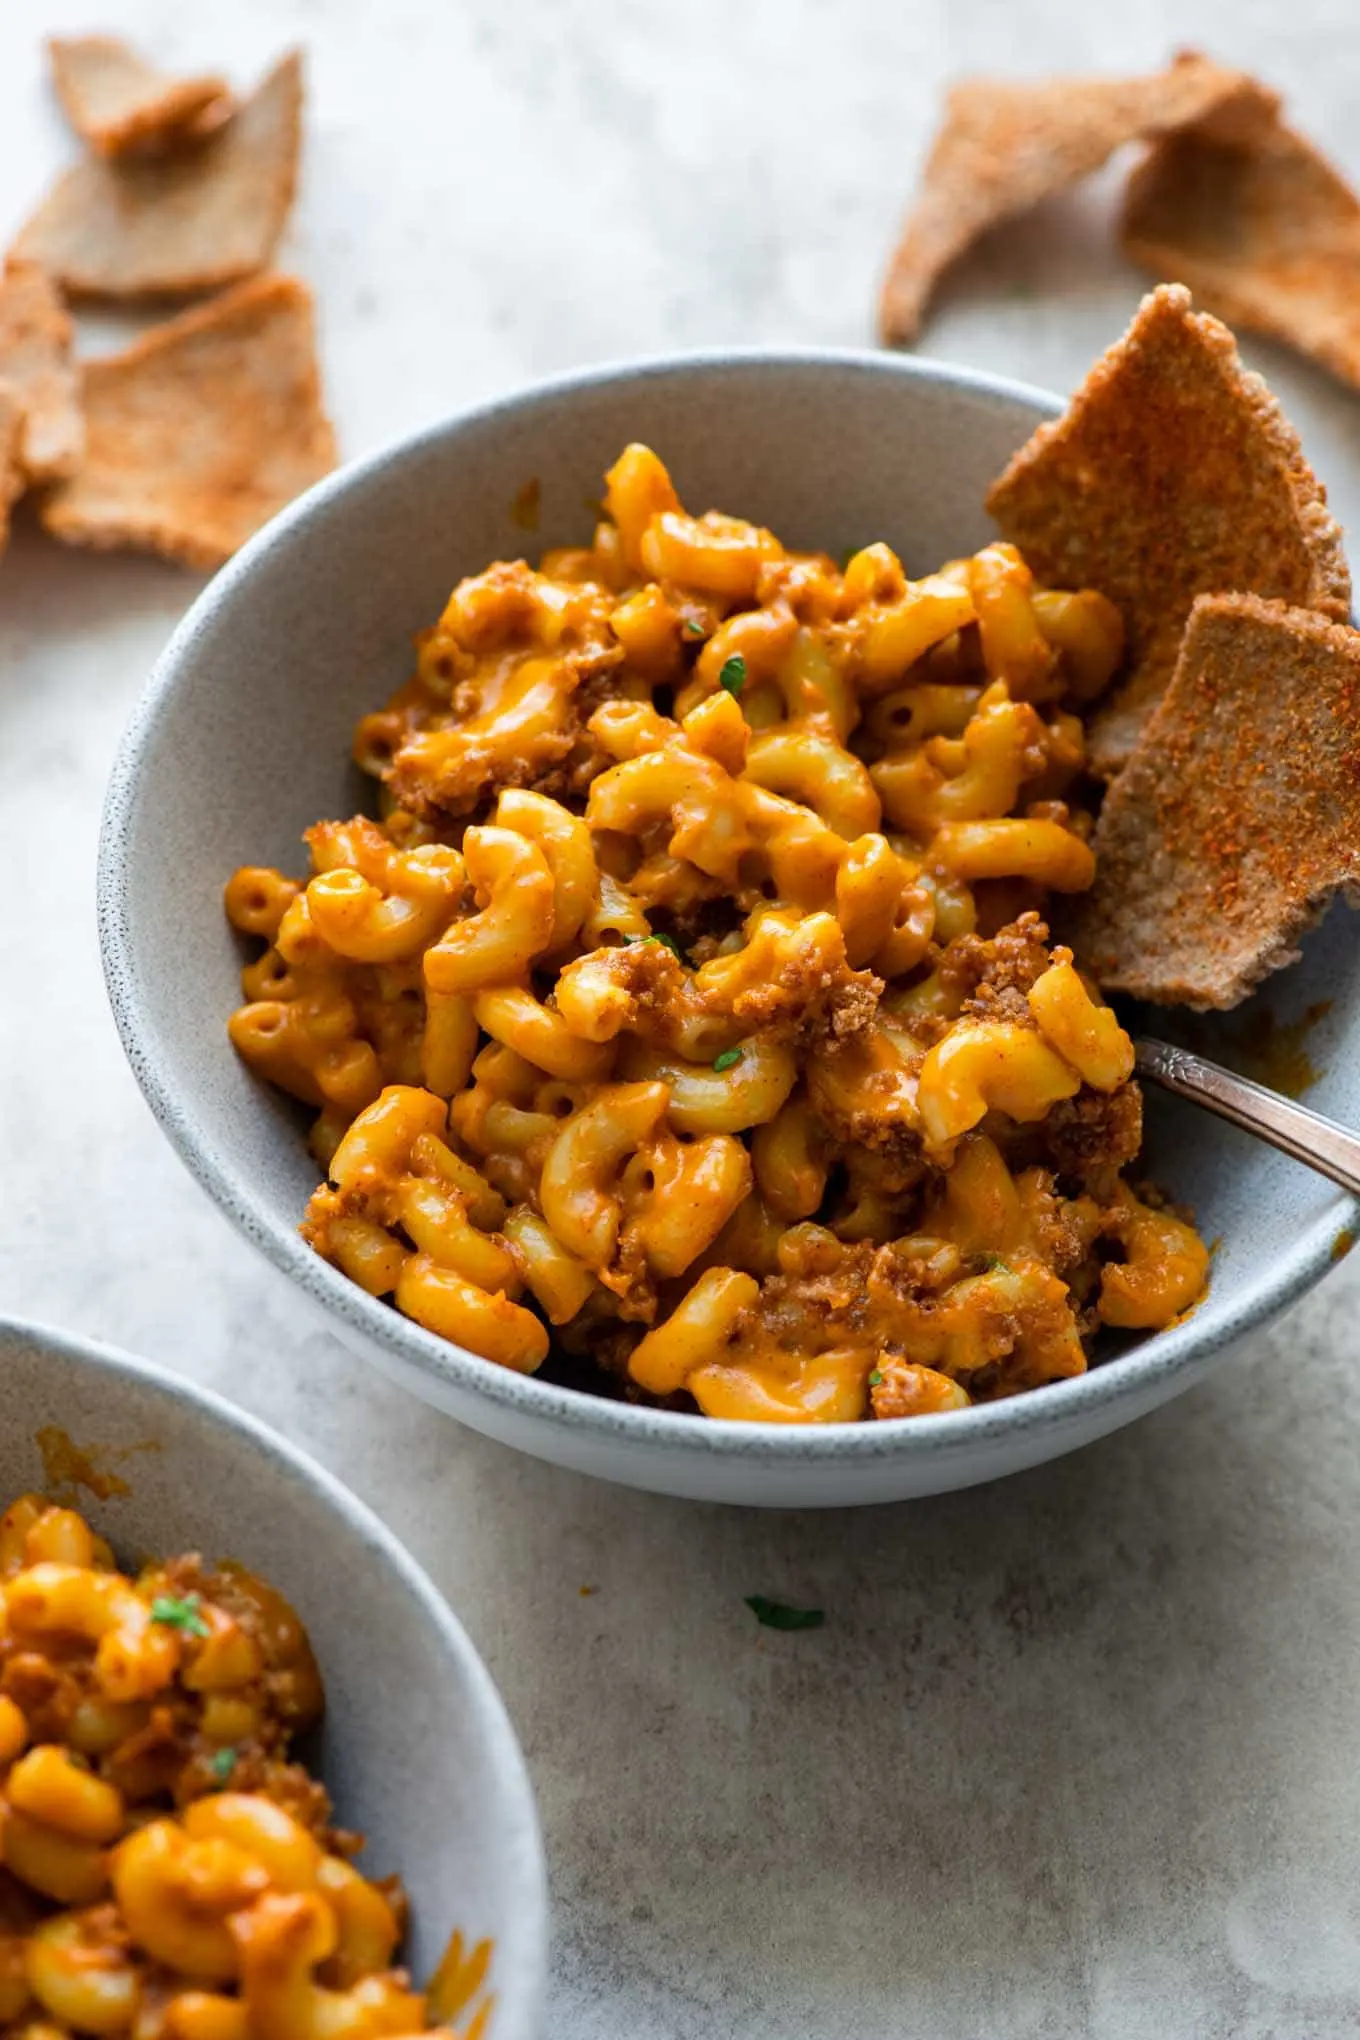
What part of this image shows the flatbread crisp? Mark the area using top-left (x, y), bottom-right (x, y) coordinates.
top-left (878, 52), bottom-right (1261, 345)
top-left (0, 392), bottom-right (25, 565)
top-left (0, 258), bottom-right (83, 483)
top-left (12, 51), bottom-right (301, 300)
top-left (1122, 97), bottom-right (1360, 392)
top-left (985, 284), bottom-right (1350, 776)
top-left (40, 273), bottom-right (337, 570)
top-left (48, 35), bottom-right (231, 157)
top-left (1066, 593), bottom-right (1360, 1010)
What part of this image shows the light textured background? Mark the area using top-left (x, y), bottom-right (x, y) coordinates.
top-left (4, 3), bottom-right (1360, 2034)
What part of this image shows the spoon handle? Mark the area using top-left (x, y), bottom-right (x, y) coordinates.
top-left (1135, 1037), bottom-right (1360, 1200)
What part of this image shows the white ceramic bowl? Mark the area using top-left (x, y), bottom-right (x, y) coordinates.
top-left (0, 1315), bottom-right (548, 2036)
top-left (98, 349), bottom-right (1360, 1507)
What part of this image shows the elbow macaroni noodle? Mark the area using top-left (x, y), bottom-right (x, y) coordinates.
top-left (0, 1494), bottom-right (494, 2039)
top-left (224, 445), bottom-right (1208, 1424)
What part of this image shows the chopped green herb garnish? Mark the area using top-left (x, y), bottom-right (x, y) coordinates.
top-left (746, 1596), bottom-right (825, 1632)
top-left (683, 619), bottom-right (706, 639)
top-left (712, 1047), bottom-right (743, 1073)
top-left (718, 654), bottom-right (747, 697)
top-left (868, 1369), bottom-right (883, 1386)
top-left (982, 1253), bottom-right (1011, 1273)
top-left (209, 1746), bottom-right (238, 1782)
top-left (150, 1593), bottom-right (210, 1639)
top-left (626, 931), bottom-right (687, 963)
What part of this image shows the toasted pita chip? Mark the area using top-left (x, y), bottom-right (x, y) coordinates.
top-left (878, 51), bottom-right (1263, 345)
top-left (41, 273), bottom-right (336, 570)
top-left (0, 391), bottom-right (26, 563)
top-left (0, 259), bottom-right (83, 483)
top-left (1066, 593), bottom-right (1360, 1009)
top-left (48, 35), bottom-right (231, 157)
top-left (986, 285), bottom-right (1349, 776)
top-left (12, 51), bottom-right (301, 300)
top-left (1122, 98), bottom-right (1360, 392)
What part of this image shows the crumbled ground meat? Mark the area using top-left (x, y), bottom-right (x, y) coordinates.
top-left (302, 1179), bottom-right (390, 1243)
top-left (961, 980), bottom-right (1038, 1027)
top-left (735, 962), bottom-right (883, 1047)
top-left (1017, 1168), bottom-right (1103, 1276)
top-left (808, 971), bottom-right (883, 1049)
top-left (597, 1233), bottom-right (660, 1324)
top-left (870, 1357), bottom-right (968, 1418)
top-left (388, 720), bottom-right (582, 819)
top-left (161, 1560), bottom-right (322, 1720)
top-left (944, 910), bottom-right (1053, 1010)
top-left (574, 928), bottom-right (883, 1056)
top-left (807, 1023), bottom-right (928, 1159)
top-left (1040, 1080), bottom-right (1144, 1182)
top-left (756, 1245), bottom-right (888, 1347)
top-left (182, 1752), bottom-right (338, 1841)
top-left (576, 939), bottom-right (686, 1020)
top-left (1, 1651), bottom-right (78, 1743)
top-left (815, 1099), bottom-right (926, 1167)
top-left (556, 1302), bottom-right (644, 1382)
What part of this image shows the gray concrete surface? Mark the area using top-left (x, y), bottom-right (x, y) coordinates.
top-left (4, 2), bottom-right (1360, 2032)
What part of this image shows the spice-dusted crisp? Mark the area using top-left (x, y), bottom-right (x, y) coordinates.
top-left (878, 51), bottom-right (1258, 346)
top-left (48, 34), bottom-right (231, 157)
top-left (41, 272), bottom-right (336, 570)
top-left (986, 284), bottom-right (1350, 777)
top-left (12, 50), bottom-right (301, 299)
top-left (0, 258), bottom-right (83, 482)
top-left (1122, 93), bottom-right (1360, 393)
top-left (1066, 592), bottom-right (1360, 1010)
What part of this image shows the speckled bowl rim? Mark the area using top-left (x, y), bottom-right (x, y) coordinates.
top-left (0, 1313), bottom-right (549, 2033)
top-left (98, 344), bottom-right (1360, 1475)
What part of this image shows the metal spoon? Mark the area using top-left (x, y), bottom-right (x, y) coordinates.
top-left (1135, 1037), bottom-right (1360, 1199)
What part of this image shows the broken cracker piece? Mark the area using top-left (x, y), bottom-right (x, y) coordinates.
top-left (12, 50), bottom-right (301, 300)
top-left (0, 258), bottom-right (83, 483)
top-left (1066, 593), bottom-right (1360, 1010)
top-left (986, 284), bottom-right (1349, 776)
top-left (878, 51), bottom-right (1262, 345)
top-left (0, 391), bottom-right (26, 564)
top-left (40, 272), bottom-right (336, 571)
top-left (1122, 98), bottom-right (1360, 393)
top-left (49, 34), bottom-right (231, 157)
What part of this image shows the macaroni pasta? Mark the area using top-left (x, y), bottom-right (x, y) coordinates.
top-left (0, 1493), bottom-right (491, 2037)
top-left (224, 446), bottom-right (1208, 1423)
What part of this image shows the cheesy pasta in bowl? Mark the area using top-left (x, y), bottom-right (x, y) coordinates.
top-left (101, 352), bottom-right (1358, 1503)
top-left (0, 1318), bottom-right (548, 2038)
top-left (222, 442), bottom-right (1206, 1426)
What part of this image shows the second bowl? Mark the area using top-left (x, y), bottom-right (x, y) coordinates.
top-left (0, 1314), bottom-right (548, 2035)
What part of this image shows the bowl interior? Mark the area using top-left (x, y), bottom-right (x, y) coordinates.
top-left (0, 1318), bottom-right (546, 2035)
top-left (101, 351), bottom-right (1360, 1459)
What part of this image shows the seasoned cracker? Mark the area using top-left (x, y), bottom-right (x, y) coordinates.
top-left (0, 391), bottom-right (26, 564)
top-left (1066, 593), bottom-right (1360, 1009)
top-left (1123, 98), bottom-right (1360, 392)
top-left (878, 52), bottom-right (1260, 345)
top-left (41, 273), bottom-right (336, 570)
top-left (12, 51), bottom-right (301, 300)
top-left (49, 35), bottom-right (231, 157)
top-left (986, 285), bottom-right (1349, 776)
top-left (0, 258), bottom-right (83, 483)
